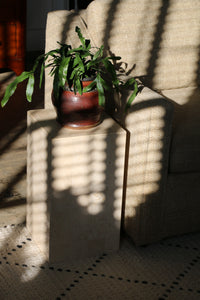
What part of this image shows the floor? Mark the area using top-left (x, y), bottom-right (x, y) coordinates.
top-left (0, 57), bottom-right (200, 300)
top-left (0, 118), bottom-right (27, 225)
top-left (1, 223), bottom-right (200, 300)
top-left (0, 52), bottom-right (44, 226)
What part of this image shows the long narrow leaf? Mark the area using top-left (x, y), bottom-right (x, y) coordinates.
top-left (102, 59), bottom-right (119, 86)
top-left (53, 68), bottom-right (60, 101)
top-left (70, 67), bottom-right (78, 81)
top-left (83, 81), bottom-right (96, 93)
top-left (99, 75), bottom-right (110, 91)
top-left (76, 78), bottom-right (82, 95)
top-left (68, 46), bottom-right (84, 54)
top-left (44, 48), bottom-right (62, 59)
top-left (39, 63), bottom-right (44, 89)
top-left (1, 72), bottom-right (31, 107)
top-left (93, 45), bottom-right (104, 60)
top-left (58, 56), bottom-right (71, 87)
top-left (86, 57), bottom-right (104, 69)
top-left (125, 80), bottom-right (138, 111)
top-left (75, 26), bottom-right (86, 48)
top-left (85, 39), bottom-right (91, 50)
top-left (26, 73), bottom-right (35, 102)
top-left (123, 77), bottom-right (136, 88)
top-left (74, 53), bottom-right (85, 73)
top-left (96, 74), bottom-right (105, 106)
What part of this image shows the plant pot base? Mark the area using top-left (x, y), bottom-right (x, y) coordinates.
top-left (62, 120), bottom-right (102, 129)
top-left (57, 115), bottom-right (102, 129)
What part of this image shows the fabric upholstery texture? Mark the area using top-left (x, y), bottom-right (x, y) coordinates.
top-left (164, 172), bottom-right (200, 237)
top-left (86, 0), bottom-right (200, 90)
top-left (162, 87), bottom-right (200, 173)
top-left (123, 87), bottom-right (173, 244)
top-left (44, 0), bottom-right (200, 245)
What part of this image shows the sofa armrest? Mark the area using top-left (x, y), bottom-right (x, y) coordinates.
top-left (118, 86), bottom-right (174, 245)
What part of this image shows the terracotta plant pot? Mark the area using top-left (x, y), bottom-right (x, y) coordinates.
top-left (52, 80), bottom-right (102, 129)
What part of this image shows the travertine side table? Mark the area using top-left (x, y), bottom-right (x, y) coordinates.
top-left (27, 109), bottom-right (126, 263)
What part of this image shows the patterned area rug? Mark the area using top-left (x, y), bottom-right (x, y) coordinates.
top-left (0, 224), bottom-right (200, 300)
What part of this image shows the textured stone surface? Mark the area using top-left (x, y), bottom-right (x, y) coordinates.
top-left (27, 109), bottom-right (126, 263)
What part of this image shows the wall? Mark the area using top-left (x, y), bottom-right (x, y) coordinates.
top-left (26, 0), bottom-right (93, 51)
top-left (26, 0), bottom-right (69, 51)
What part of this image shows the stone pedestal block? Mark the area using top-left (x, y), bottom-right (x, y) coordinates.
top-left (27, 109), bottom-right (126, 264)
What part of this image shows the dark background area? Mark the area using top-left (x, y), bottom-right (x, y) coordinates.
top-left (72, 0), bottom-right (93, 9)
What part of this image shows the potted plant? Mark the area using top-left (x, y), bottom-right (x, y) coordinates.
top-left (1, 26), bottom-right (138, 128)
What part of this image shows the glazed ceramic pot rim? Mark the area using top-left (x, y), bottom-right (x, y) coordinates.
top-left (63, 77), bottom-right (97, 92)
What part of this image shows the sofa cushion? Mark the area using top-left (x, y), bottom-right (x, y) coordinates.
top-left (161, 87), bottom-right (200, 173)
top-left (86, 0), bottom-right (200, 90)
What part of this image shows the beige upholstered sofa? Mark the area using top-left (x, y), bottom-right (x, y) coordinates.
top-left (45, 0), bottom-right (200, 245)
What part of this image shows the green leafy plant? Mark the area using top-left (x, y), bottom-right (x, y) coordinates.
top-left (1, 26), bottom-right (138, 110)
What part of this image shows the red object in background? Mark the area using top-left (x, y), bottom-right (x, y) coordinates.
top-left (0, 0), bottom-right (26, 75)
